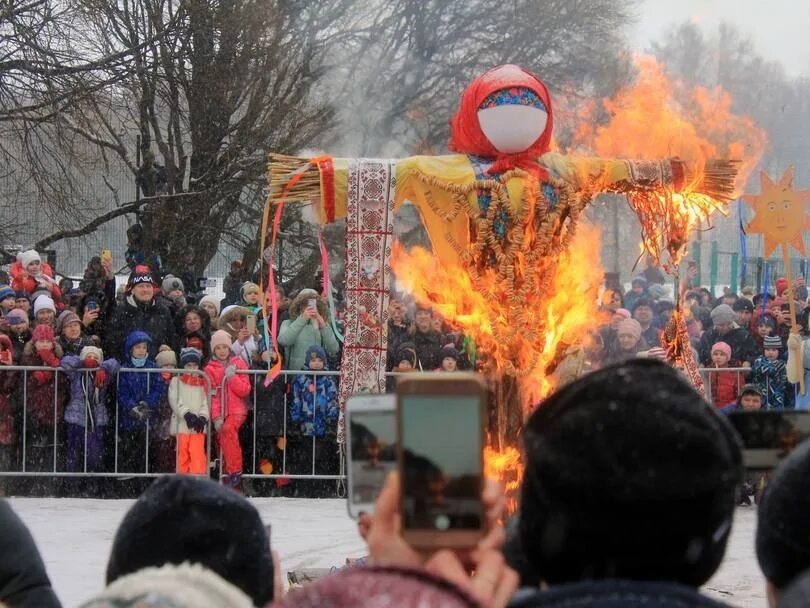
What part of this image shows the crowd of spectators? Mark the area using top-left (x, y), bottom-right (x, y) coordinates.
top-left (0, 248), bottom-right (351, 497)
top-left (2, 359), bottom-right (810, 608)
top-left (592, 266), bottom-right (810, 412)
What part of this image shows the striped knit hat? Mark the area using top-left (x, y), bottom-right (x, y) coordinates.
top-left (763, 336), bottom-right (783, 350)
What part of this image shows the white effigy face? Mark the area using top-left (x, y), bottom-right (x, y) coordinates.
top-left (477, 105), bottom-right (548, 154)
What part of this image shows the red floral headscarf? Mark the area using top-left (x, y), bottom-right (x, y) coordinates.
top-left (449, 64), bottom-right (553, 179)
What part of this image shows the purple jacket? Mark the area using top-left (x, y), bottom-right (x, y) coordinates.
top-left (61, 355), bottom-right (120, 428)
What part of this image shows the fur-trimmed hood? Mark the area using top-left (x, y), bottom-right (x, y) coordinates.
top-left (288, 288), bottom-right (328, 320)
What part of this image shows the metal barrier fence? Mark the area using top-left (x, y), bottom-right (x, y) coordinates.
top-left (0, 363), bottom-right (782, 486)
top-left (0, 365), bottom-right (212, 478)
top-left (697, 366), bottom-right (782, 408)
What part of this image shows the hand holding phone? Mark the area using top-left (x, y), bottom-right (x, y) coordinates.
top-left (365, 472), bottom-right (517, 605)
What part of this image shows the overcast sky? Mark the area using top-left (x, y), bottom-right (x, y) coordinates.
top-left (631, 0), bottom-right (810, 78)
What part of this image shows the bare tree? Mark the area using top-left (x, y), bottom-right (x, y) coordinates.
top-left (327, 0), bottom-right (636, 156)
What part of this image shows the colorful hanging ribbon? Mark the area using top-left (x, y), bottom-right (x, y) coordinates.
top-left (260, 155), bottom-right (334, 386)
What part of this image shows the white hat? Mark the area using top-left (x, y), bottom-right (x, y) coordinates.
top-left (17, 250), bottom-right (41, 268)
top-left (33, 295), bottom-right (56, 315)
top-left (199, 295), bottom-right (220, 316)
top-left (80, 345), bottom-right (103, 362)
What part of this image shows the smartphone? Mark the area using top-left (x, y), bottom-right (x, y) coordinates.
top-left (246, 314), bottom-right (257, 334)
top-left (345, 394), bottom-right (397, 518)
top-left (397, 373), bottom-right (486, 549)
top-left (726, 411), bottom-right (810, 470)
top-left (86, 301), bottom-right (98, 311)
top-left (307, 298), bottom-right (316, 309)
top-left (101, 249), bottom-right (112, 264)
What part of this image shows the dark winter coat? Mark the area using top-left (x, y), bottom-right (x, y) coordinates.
top-left (57, 334), bottom-right (96, 357)
top-left (9, 329), bottom-right (30, 363)
top-left (61, 355), bottom-right (120, 428)
top-left (117, 332), bottom-right (164, 431)
top-left (0, 499), bottom-right (61, 607)
top-left (698, 326), bottom-right (759, 366)
top-left (104, 295), bottom-right (178, 361)
top-left (508, 580), bottom-right (731, 608)
top-left (20, 342), bottom-right (65, 429)
top-left (251, 348), bottom-right (287, 437)
top-left (411, 328), bottom-right (443, 371)
top-left (79, 291), bottom-right (114, 343)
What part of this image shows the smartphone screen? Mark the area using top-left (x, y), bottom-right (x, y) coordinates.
top-left (349, 410), bottom-right (396, 506)
top-left (400, 394), bottom-right (483, 532)
top-left (346, 395), bottom-right (396, 517)
top-left (727, 411), bottom-right (810, 470)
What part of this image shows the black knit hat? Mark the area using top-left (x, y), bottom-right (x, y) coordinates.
top-left (126, 264), bottom-right (155, 290)
top-left (105, 475), bottom-right (274, 605)
top-left (756, 440), bottom-right (810, 589)
top-left (519, 359), bottom-right (742, 587)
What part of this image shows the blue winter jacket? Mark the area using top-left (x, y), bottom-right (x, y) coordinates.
top-left (290, 351), bottom-right (338, 438)
top-left (61, 355), bottom-right (120, 428)
top-left (117, 331), bottom-right (164, 430)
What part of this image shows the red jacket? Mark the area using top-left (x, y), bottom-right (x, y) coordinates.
top-left (707, 368), bottom-right (741, 408)
top-left (204, 356), bottom-right (251, 420)
top-left (10, 260), bottom-right (62, 303)
top-left (20, 342), bottom-right (66, 427)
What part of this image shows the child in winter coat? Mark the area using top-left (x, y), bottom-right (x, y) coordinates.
top-left (707, 341), bottom-right (742, 408)
top-left (289, 346), bottom-right (339, 490)
top-left (240, 281), bottom-right (265, 337)
top-left (10, 250), bottom-right (62, 302)
top-left (4, 309), bottom-right (30, 363)
top-left (61, 346), bottom-right (119, 472)
top-left (205, 330), bottom-right (250, 490)
top-left (168, 348), bottom-right (209, 475)
top-left (438, 346), bottom-right (460, 372)
top-left (117, 331), bottom-right (164, 473)
top-left (20, 324), bottom-right (65, 471)
top-left (748, 335), bottom-right (789, 409)
top-left (251, 338), bottom-right (287, 486)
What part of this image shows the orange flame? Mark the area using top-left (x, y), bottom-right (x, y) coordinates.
top-left (484, 445), bottom-right (523, 513)
top-left (392, 225), bottom-right (603, 412)
top-left (566, 55), bottom-right (767, 266)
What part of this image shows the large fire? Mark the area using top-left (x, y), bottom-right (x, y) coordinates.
top-left (391, 55), bottom-right (766, 495)
top-left (392, 224), bottom-right (603, 412)
top-left (568, 55), bottom-right (767, 267)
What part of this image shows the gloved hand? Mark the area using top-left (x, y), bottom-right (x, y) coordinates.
top-left (130, 402), bottom-right (150, 421)
top-left (214, 418), bottom-right (224, 432)
top-left (37, 349), bottom-right (61, 368)
top-left (225, 365), bottom-right (237, 379)
top-left (94, 369), bottom-right (107, 388)
top-left (184, 412), bottom-right (199, 430)
top-left (32, 370), bottom-right (53, 385)
top-left (195, 417), bottom-right (209, 433)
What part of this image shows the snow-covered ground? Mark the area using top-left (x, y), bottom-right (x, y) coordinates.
top-left (8, 498), bottom-right (763, 607)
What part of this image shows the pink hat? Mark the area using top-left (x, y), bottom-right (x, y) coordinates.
top-left (711, 341), bottom-right (732, 359)
top-left (614, 308), bottom-right (631, 320)
top-left (210, 329), bottom-right (232, 351)
top-left (617, 318), bottom-right (642, 341)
